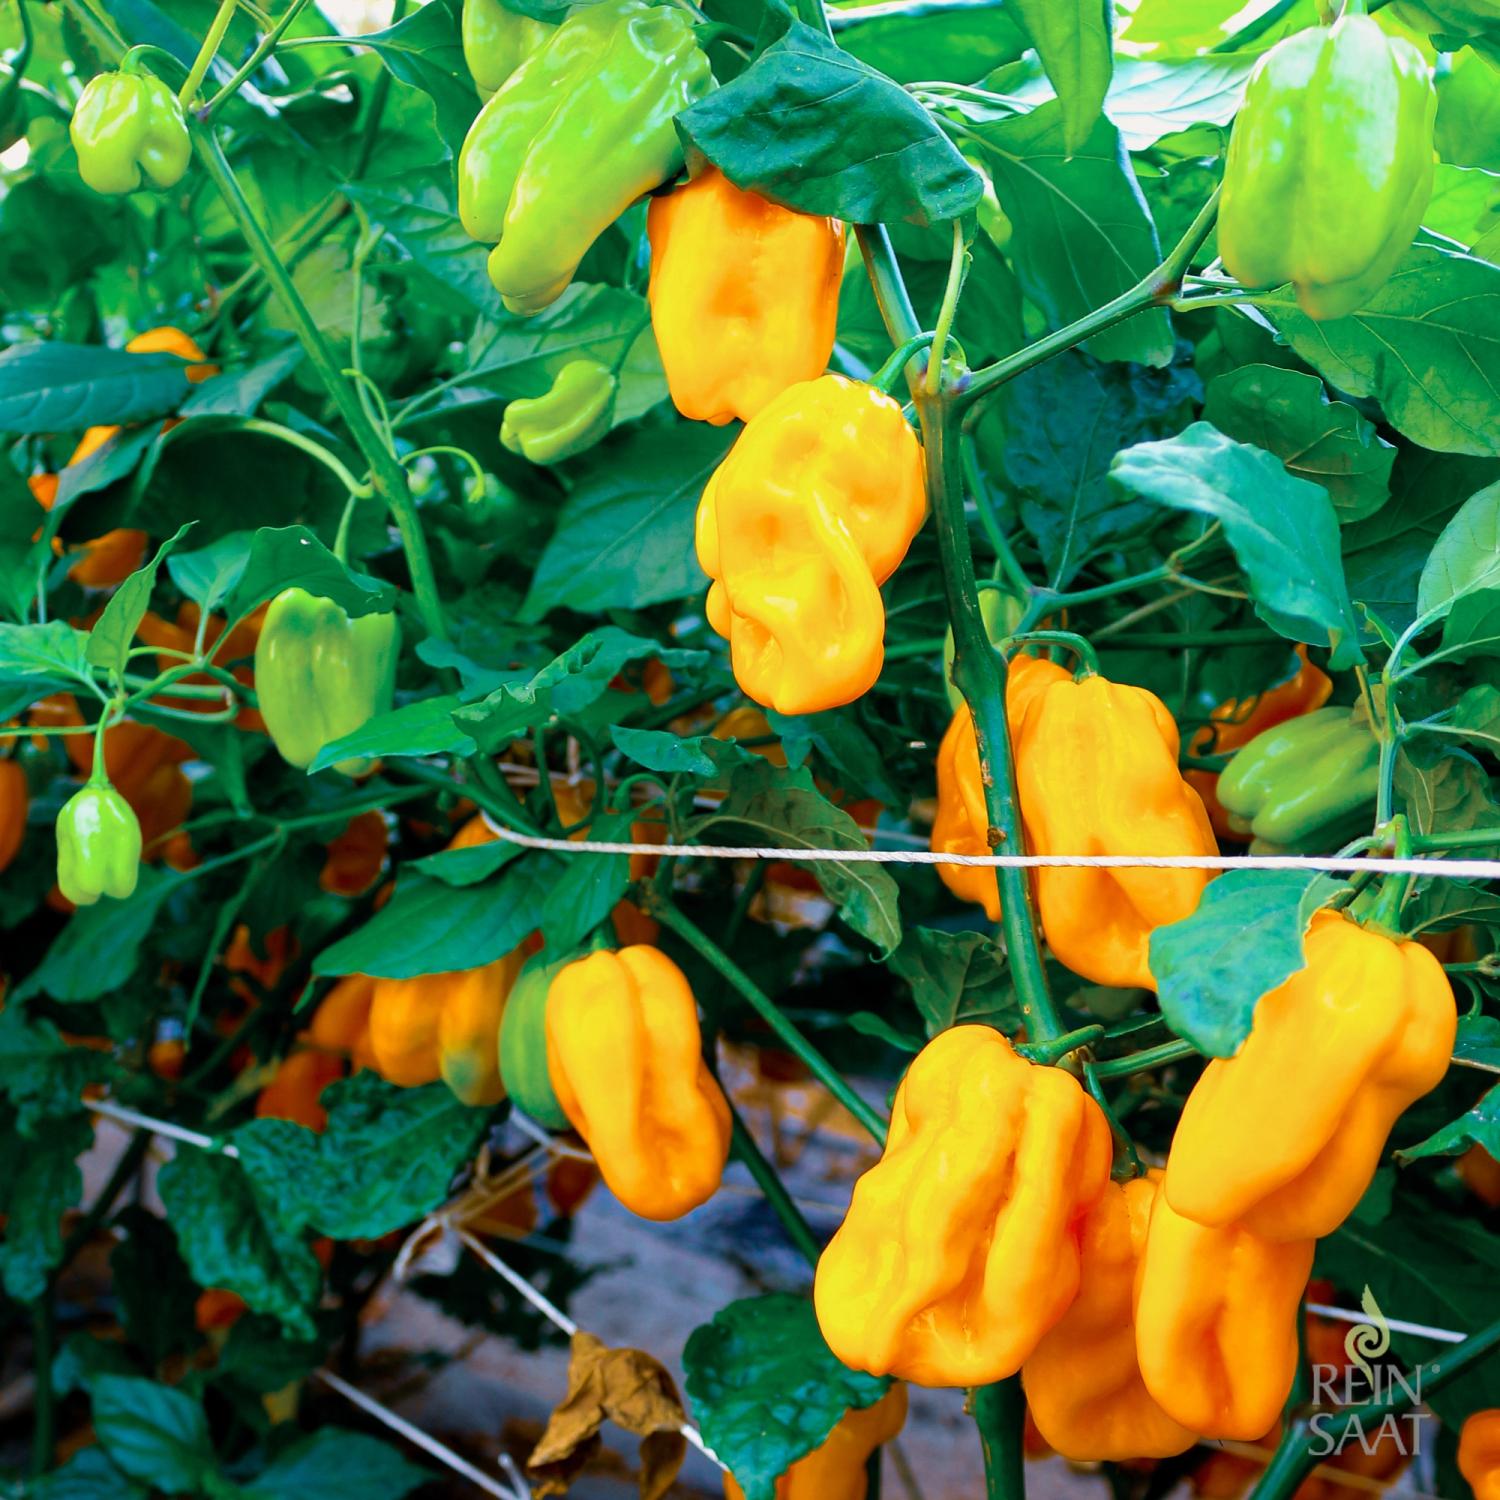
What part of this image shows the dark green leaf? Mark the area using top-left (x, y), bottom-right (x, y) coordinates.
top-left (309, 696), bottom-right (476, 772)
top-left (888, 927), bottom-right (1019, 1036)
top-left (91, 1376), bottom-right (214, 1495)
top-left (360, 0), bottom-right (478, 158)
top-left (240, 1430), bottom-right (431, 1500)
top-left (0, 1108), bottom-right (90, 1300)
top-left (1009, 0), bottom-right (1113, 154)
top-left (1399, 1084), bottom-right (1500, 1163)
top-left (0, 343), bottom-right (190, 434)
top-left (166, 531), bottom-right (253, 613)
top-left (228, 526), bottom-right (397, 618)
top-left (85, 524), bottom-right (193, 678)
top-left (178, 346), bottom-right (305, 417)
top-left (541, 809), bottom-right (631, 951)
top-left (29, 1447), bottom-right (148, 1500)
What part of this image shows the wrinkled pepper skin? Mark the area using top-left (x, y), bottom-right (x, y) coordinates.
top-left (1216, 707), bottom-right (1380, 849)
top-left (462, 0), bottom-right (554, 96)
top-left (545, 946), bottom-right (732, 1221)
top-left (1460, 1411), bottom-right (1500, 1500)
top-left (0, 759), bottom-right (27, 873)
top-left (56, 784), bottom-right (142, 905)
top-left (498, 952), bottom-right (572, 1130)
top-left (1134, 1190), bottom-right (1314, 1440)
top-left (254, 589), bottom-right (399, 774)
top-left (722, 1385), bottom-right (909, 1500)
top-left (457, 0), bottom-right (711, 314)
top-left (696, 375), bottom-right (925, 715)
top-left (932, 654), bottom-right (1070, 918)
top-left (500, 359), bottom-right (617, 463)
top-left (70, 70), bottom-right (191, 195)
top-left (1023, 1173), bottom-right (1196, 1462)
top-left (1217, 13), bottom-right (1436, 320)
top-left (814, 1026), bottom-right (1111, 1387)
top-left (1015, 673), bottom-right (1217, 991)
top-left (1165, 909), bottom-right (1456, 1241)
top-left (648, 167), bottom-right (845, 426)
top-left (1186, 646), bottom-right (1332, 840)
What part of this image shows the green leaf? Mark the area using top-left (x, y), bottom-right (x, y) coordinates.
top-left (1150, 868), bottom-right (1342, 1058)
top-left (313, 855), bottom-right (556, 978)
top-left (1110, 422), bottom-right (1366, 668)
top-left (1009, 0), bottom-right (1113, 154)
top-left (1202, 365), bottom-right (1395, 523)
top-left (228, 526), bottom-right (397, 619)
top-left (91, 1376), bottom-right (214, 1495)
top-left (1250, 245), bottom-right (1500, 458)
top-left (1455, 1013), bottom-right (1500, 1071)
top-left (683, 1294), bottom-right (892, 1500)
top-left (1424, 163), bottom-right (1500, 251)
top-left (1394, 741), bottom-right (1500, 846)
top-left (520, 424), bottom-right (730, 619)
top-left (541, 809), bottom-right (631, 952)
top-left (1096, 51), bottom-right (1256, 151)
top-left (166, 530), bottom-right (253, 612)
top-left (409, 837), bottom-right (524, 886)
top-left (829, 0), bottom-right (1026, 85)
top-left (0, 1005), bottom-right (111, 1134)
top-left (611, 725), bottom-right (753, 778)
top-left (691, 759), bottom-right (901, 956)
top-left (1399, 1084), bottom-right (1500, 1164)
top-left (178, 346), bottom-right (305, 417)
top-left (677, 20), bottom-right (982, 227)
top-left (888, 927), bottom-right (1019, 1036)
top-left (360, 0), bottom-right (478, 158)
top-left (0, 1108), bottom-right (91, 1300)
top-left (240, 1430), bottom-right (431, 1500)
top-left (309, 696), bottom-right (476, 773)
top-left (30, 1447), bottom-right (148, 1500)
top-left (85, 524), bottom-right (193, 679)
top-left (0, 342), bottom-right (190, 434)
top-left (0, 619), bottom-right (94, 717)
top-left (1417, 482), bottom-right (1500, 651)
top-left (157, 1148), bottom-right (323, 1339)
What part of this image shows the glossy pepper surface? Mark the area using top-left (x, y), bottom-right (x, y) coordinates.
top-left (814, 1025), bottom-right (1111, 1387)
top-left (722, 1385), bottom-right (908, 1500)
top-left (500, 359), bottom-right (617, 463)
top-left (545, 946), bottom-right (731, 1221)
top-left (932, 654), bottom-right (1070, 918)
top-left (1217, 12), bottom-right (1436, 320)
top-left (1185, 646), bottom-right (1332, 839)
top-left (70, 70), bottom-right (190, 195)
top-left (1460, 1411), bottom-right (1500, 1500)
top-left (0, 759), bottom-right (26, 873)
top-left (647, 167), bottom-right (845, 426)
top-left (462, 0), bottom-right (554, 95)
top-left (498, 951), bottom-right (572, 1131)
top-left (1165, 909), bottom-right (1456, 1241)
top-left (254, 589), bottom-right (399, 774)
top-left (1215, 706), bottom-right (1380, 850)
top-left (1134, 1190), bottom-right (1314, 1440)
top-left (695, 375), bottom-right (925, 715)
top-left (1015, 671), bottom-right (1217, 990)
top-left (56, 784), bottom-right (142, 905)
top-left (1022, 1173), bottom-right (1196, 1461)
top-left (457, 0), bottom-right (711, 314)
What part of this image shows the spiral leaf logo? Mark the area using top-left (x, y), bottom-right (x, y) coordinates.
top-left (1345, 1286), bottom-right (1392, 1388)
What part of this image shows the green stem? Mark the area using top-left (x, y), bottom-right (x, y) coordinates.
top-left (729, 1111), bottom-right (821, 1267)
top-left (1091, 1038), bottom-right (1198, 1079)
top-left (925, 221), bottom-right (967, 396)
top-left (56, 1129), bottom-right (152, 1269)
top-left (239, 418), bottom-right (370, 499)
top-left (855, 225), bottom-right (922, 345)
top-left (0, 0), bottom-right (33, 120)
top-left (647, 895), bottom-right (888, 1142)
top-left (1018, 1024), bottom-right (1105, 1067)
top-left (1412, 824), bottom-right (1500, 852)
top-left (871, 332), bottom-right (937, 395)
top-left (389, 756), bottom-right (543, 837)
top-left (178, 0), bottom-right (237, 109)
top-left (1004, 629), bottom-right (1099, 676)
top-left (1365, 815), bottom-right (1413, 936)
top-left (973, 1379), bottom-right (1025, 1500)
top-left (201, 0), bottom-right (311, 120)
top-left (352, 0), bottom-right (404, 177)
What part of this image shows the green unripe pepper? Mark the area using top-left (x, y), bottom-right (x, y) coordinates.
top-left (69, 70), bottom-right (191, 196)
top-left (498, 953), bottom-right (571, 1130)
top-left (1216, 707), bottom-right (1381, 847)
top-left (254, 589), bottom-right (400, 776)
top-left (500, 360), bottom-right (617, 464)
top-left (457, 0), bottom-right (712, 315)
top-left (56, 784), bottom-right (141, 905)
top-left (1218, 10), bottom-right (1436, 320)
top-left (462, 0), bottom-right (555, 97)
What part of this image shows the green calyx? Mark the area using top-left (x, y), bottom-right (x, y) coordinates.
top-left (56, 784), bottom-right (142, 906)
top-left (69, 70), bottom-right (191, 196)
top-left (501, 359), bottom-right (618, 464)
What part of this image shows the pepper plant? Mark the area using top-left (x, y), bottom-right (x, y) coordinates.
top-left (2, 0), bottom-right (1500, 1496)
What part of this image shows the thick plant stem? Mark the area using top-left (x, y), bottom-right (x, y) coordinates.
top-left (647, 895), bottom-right (888, 1142)
top-left (177, 0), bottom-right (236, 108)
top-left (729, 1110), bottom-right (821, 1267)
top-left (973, 1378), bottom-right (1025, 1500)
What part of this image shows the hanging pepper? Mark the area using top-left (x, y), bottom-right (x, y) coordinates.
top-left (0, 759), bottom-right (26, 873)
top-left (722, 1385), bottom-right (909, 1500)
top-left (1134, 1189), bottom-right (1314, 1440)
top-left (457, 0), bottom-right (712, 314)
top-left (545, 946), bottom-right (732, 1221)
top-left (932, 654), bottom-right (1071, 918)
top-left (1215, 706), bottom-right (1380, 851)
top-left (256, 1050), bottom-right (346, 1132)
top-left (1165, 909), bottom-right (1456, 1241)
top-left (500, 359), bottom-right (617, 464)
top-left (1022, 1172), bottom-right (1196, 1462)
top-left (1217, 11), bottom-right (1436, 320)
top-left (647, 167), bottom-right (845, 426)
top-left (254, 589), bottom-right (400, 775)
top-left (306, 972), bottom-right (379, 1073)
top-left (1184, 646), bottom-right (1333, 839)
top-left (55, 783), bottom-right (142, 906)
top-left (70, 69), bottom-right (191, 195)
top-left (1014, 670), bottom-right (1218, 990)
top-left (498, 951), bottom-right (573, 1131)
top-left (814, 1026), bottom-right (1111, 1387)
top-left (696, 374), bottom-right (926, 715)
top-left (462, 0), bottom-right (554, 96)
top-left (1460, 1411), bottom-right (1500, 1500)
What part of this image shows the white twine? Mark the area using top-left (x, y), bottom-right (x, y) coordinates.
top-left (1305, 1302), bottom-right (1466, 1345)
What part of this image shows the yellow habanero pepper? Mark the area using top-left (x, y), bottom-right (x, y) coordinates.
top-left (1022, 1173), bottom-right (1196, 1462)
top-left (648, 167), bottom-right (845, 426)
top-left (1460, 1410), bottom-right (1500, 1500)
top-left (545, 946), bottom-right (732, 1221)
top-left (1164, 909), bottom-right (1456, 1241)
top-left (695, 374), bottom-right (925, 716)
top-left (1015, 671), bottom-right (1217, 990)
top-left (814, 1026), bottom-right (1111, 1387)
top-left (1134, 1189), bottom-right (1313, 1441)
